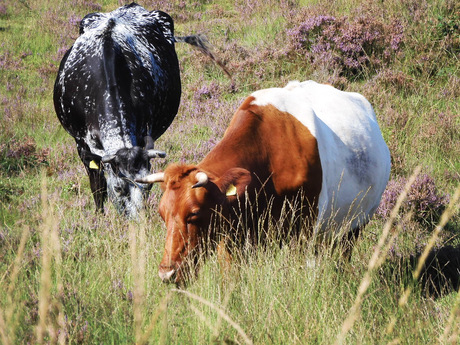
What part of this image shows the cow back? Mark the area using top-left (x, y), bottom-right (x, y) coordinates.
top-left (54, 3), bottom-right (181, 156)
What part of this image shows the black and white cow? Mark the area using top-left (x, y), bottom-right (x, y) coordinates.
top-left (54, 3), bottom-right (212, 218)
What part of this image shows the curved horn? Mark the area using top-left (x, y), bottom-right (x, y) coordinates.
top-left (101, 154), bottom-right (116, 163)
top-left (192, 172), bottom-right (209, 189)
top-left (147, 149), bottom-right (166, 159)
top-left (135, 172), bottom-right (165, 184)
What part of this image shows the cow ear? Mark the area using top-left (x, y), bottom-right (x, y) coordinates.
top-left (81, 150), bottom-right (102, 170)
top-left (216, 168), bottom-right (251, 199)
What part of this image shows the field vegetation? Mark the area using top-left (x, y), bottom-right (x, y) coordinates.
top-left (0, 0), bottom-right (459, 343)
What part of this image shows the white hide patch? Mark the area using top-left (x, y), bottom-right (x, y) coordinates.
top-left (251, 81), bottom-right (391, 234)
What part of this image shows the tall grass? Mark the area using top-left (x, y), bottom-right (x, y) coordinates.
top-left (0, 0), bottom-right (459, 343)
top-left (334, 167), bottom-right (422, 345)
top-left (0, 175), bottom-right (458, 343)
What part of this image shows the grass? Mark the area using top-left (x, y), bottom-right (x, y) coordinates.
top-left (0, 0), bottom-right (459, 343)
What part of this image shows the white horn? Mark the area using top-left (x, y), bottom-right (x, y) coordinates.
top-left (101, 154), bottom-right (116, 163)
top-left (147, 149), bottom-right (166, 158)
top-left (192, 172), bottom-right (209, 189)
top-left (135, 172), bottom-right (165, 184)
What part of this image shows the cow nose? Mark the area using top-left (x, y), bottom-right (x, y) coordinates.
top-left (158, 266), bottom-right (176, 283)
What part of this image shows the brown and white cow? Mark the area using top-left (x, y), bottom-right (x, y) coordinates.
top-left (138, 81), bottom-right (391, 283)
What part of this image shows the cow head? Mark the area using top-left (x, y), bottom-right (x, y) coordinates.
top-left (88, 146), bottom-right (165, 218)
top-left (137, 164), bottom-right (251, 284)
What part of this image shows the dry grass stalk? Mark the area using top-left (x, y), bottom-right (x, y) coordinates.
top-left (440, 286), bottom-right (460, 345)
top-left (212, 283), bottom-right (235, 342)
top-left (130, 221), bottom-right (146, 343)
top-left (0, 306), bottom-right (9, 345)
top-left (6, 226), bottom-right (29, 297)
top-left (189, 303), bottom-right (219, 334)
top-left (138, 292), bottom-right (173, 345)
top-left (35, 175), bottom-right (65, 344)
top-left (36, 178), bottom-right (53, 344)
top-left (333, 166), bottom-right (422, 345)
top-left (49, 203), bottom-right (66, 345)
top-left (172, 288), bottom-right (254, 345)
top-left (0, 225), bottom-right (30, 345)
top-left (187, 274), bottom-right (236, 343)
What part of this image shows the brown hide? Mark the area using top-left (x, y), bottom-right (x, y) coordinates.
top-left (201, 97), bottom-right (322, 196)
top-left (156, 97), bottom-right (322, 283)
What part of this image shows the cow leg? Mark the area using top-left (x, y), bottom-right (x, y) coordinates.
top-left (340, 225), bottom-right (362, 262)
top-left (76, 141), bottom-right (107, 213)
top-left (85, 165), bottom-right (107, 213)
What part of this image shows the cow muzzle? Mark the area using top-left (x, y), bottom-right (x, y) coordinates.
top-left (158, 264), bottom-right (178, 284)
top-left (159, 269), bottom-right (176, 283)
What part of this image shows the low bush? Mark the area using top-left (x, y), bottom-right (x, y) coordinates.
top-left (376, 172), bottom-right (450, 226)
top-left (0, 136), bottom-right (49, 174)
top-left (287, 6), bottom-right (404, 79)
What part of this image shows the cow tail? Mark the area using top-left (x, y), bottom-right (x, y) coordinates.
top-left (175, 34), bottom-right (232, 80)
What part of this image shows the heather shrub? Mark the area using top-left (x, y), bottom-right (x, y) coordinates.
top-left (0, 136), bottom-right (49, 174)
top-left (376, 172), bottom-right (450, 225)
top-left (369, 69), bottom-right (416, 95)
top-left (0, 1), bottom-right (7, 18)
top-left (434, 110), bottom-right (459, 145)
top-left (287, 7), bottom-right (404, 79)
top-left (0, 46), bottom-right (24, 71)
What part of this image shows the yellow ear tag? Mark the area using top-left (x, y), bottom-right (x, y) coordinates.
top-left (226, 184), bottom-right (237, 197)
top-left (89, 160), bottom-right (99, 170)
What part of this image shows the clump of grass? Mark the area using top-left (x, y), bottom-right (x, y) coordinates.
top-left (334, 167), bottom-right (421, 345)
top-left (1, 169), bottom-right (459, 344)
top-left (385, 186), bottom-right (460, 343)
top-left (129, 221), bottom-right (146, 343)
top-left (173, 289), bottom-right (253, 345)
top-left (0, 225), bottom-right (29, 345)
top-left (0, 136), bottom-right (49, 175)
top-left (36, 176), bottom-right (66, 344)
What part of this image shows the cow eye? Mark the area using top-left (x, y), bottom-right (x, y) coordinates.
top-left (114, 186), bottom-right (123, 194)
top-left (187, 211), bottom-right (200, 224)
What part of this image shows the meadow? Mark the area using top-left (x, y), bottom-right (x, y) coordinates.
top-left (0, 0), bottom-right (459, 343)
